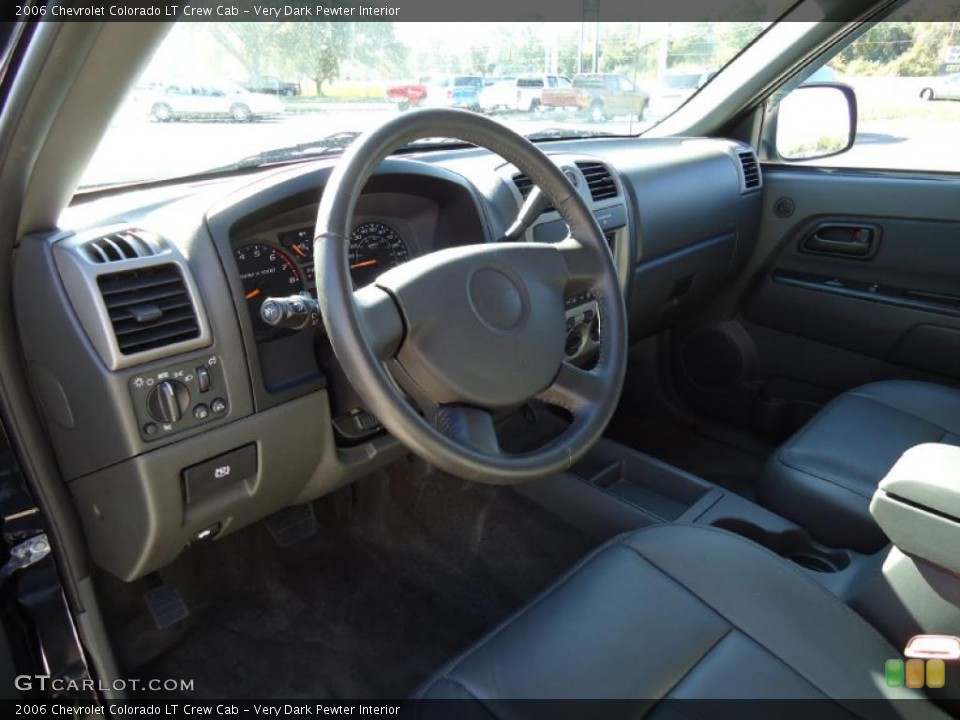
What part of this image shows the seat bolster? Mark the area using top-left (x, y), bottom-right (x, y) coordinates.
top-left (416, 525), bottom-right (947, 717)
top-left (853, 380), bottom-right (960, 435)
top-left (757, 380), bottom-right (960, 552)
top-left (759, 450), bottom-right (890, 552)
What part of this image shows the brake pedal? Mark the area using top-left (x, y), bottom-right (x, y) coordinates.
top-left (143, 581), bottom-right (190, 631)
top-left (265, 503), bottom-right (316, 547)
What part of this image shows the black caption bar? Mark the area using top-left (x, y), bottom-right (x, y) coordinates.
top-left (11, 0), bottom-right (960, 24)
top-left (1, 699), bottom-right (954, 720)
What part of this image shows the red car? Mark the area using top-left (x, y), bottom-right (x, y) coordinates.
top-left (386, 81), bottom-right (427, 110)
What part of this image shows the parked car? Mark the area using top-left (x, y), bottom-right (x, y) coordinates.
top-left (919, 73), bottom-right (960, 101)
top-left (541, 72), bottom-right (649, 121)
top-left (477, 76), bottom-right (518, 113)
top-left (386, 80), bottom-right (428, 110)
top-left (150, 82), bottom-right (284, 122)
top-left (242, 75), bottom-right (300, 97)
top-left (648, 68), bottom-right (717, 118)
top-left (418, 75), bottom-right (484, 110)
top-left (479, 74), bottom-right (570, 113)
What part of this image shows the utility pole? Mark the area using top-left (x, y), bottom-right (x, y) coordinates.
top-left (580, 0), bottom-right (600, 73)
top-left (659, 22), bottom-right (671, 77)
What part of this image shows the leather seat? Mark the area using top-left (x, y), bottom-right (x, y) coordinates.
top-left (758, 380), bottom-right (960, 553)
top-left (415, 524), bottom-right (946, 715)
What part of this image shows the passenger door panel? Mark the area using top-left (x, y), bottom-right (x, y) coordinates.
top-left (742, 168), bottom-right (960, 403)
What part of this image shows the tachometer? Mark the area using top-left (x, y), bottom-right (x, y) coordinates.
top-left (349, 221), bottom-right (410, 287)
top-left (235, 243), bottom-right (303, 339)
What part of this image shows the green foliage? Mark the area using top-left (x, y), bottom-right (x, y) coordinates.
top-left (209, 21), bottom-right (407, 95)
top-left (208, 23), bottom-right (285, 80)
top-left (836, 23), bottom-right (914, 67)
top-left (830, 22), bottom-right (959, 78)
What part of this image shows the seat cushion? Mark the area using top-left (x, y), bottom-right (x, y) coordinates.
top-left (415, 524), bottom-right (947, 717)
top-left (757, 380), bottom-right (960, 553)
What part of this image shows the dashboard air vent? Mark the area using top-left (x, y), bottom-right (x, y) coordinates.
top-left (512, 171), bottom-right (534, 199)
top-left (575, 161), bottom-right (618, 201)
top-left (512, 172), bottom-right (556, 213)
top-left (97, 264), bottom-right (200, 355)
top-left (738, 151), bottom-right (761, 190)
top-left (84, 229), bottom-right (164, 264)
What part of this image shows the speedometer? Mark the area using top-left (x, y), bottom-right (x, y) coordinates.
top-left (349, 221), bottom-right (410, 287)
top-left (235, 243), bottom-right (303, 339)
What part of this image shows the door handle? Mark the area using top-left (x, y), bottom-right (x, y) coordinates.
top-left (802, 224), bottom-right (878, 258)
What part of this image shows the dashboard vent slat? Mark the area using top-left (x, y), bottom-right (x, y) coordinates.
top-left (575, 161), bottom-right (618, 201)
top-left (512, 172), bottom-right (556, 214)
top-left (737, 150), bottom-right (761, 191)
top-left (97, 264), bottom-right (200, 355)
top-left (84, 229), bottom-right (164, 264)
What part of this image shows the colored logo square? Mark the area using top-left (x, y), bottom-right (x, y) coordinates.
top-left (926, 659), bottom-right (946, 689)
top-left (886, 659), bottom-right (904, 687)
top-left (906, 658), bottom-right (925, 688)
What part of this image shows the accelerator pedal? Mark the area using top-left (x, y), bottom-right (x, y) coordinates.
top-left (265, 503), bottom-right (316, 547)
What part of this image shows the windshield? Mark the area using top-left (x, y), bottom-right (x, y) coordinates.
top-left (663, 73), bottom-right (704, 89)
top-left (80, 21), bottom-right (776, 189)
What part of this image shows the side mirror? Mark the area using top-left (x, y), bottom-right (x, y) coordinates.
top-left (775, 83), bottom-right (857, 161)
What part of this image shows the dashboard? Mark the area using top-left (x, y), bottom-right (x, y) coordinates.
top-left (16, 137), bottom-right (762, 581)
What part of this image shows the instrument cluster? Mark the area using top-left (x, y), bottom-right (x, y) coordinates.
top-left (233, 220), bottom-right (411, 341)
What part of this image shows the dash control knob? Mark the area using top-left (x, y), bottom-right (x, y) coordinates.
top-left (147, 380), bottom-right (191, 423)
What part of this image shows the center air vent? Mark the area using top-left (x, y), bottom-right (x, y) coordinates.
top-left (84, 229), bottom-right (164, 264)
top-left (575, 161), bottom-right (618, 201)
top-left (97, 264), bottom-right (200, 355)
top-left (512, 172), bottom-right (556, 213)
top-left (737, 151), bottom-right (761, 191)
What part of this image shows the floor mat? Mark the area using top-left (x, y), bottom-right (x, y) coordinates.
top-left (604, 413), bottom-right (770, 500)
top-left (129, 460), bottom-right (593, 699)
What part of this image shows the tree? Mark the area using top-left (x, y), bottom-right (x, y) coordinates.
top-left (835, 23), bottom-right (915, 70)
top-left (280, 23), bottom-right (406, 94)
top-left (207, 23), bottom-right (284, 81)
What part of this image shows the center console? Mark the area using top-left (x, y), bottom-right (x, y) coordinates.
top-left (516, 417), bottom-right (872, 593)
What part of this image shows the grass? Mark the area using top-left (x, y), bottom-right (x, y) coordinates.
top-left (858, 100), bottom-right (960, 122)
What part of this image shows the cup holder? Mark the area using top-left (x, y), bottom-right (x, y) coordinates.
top-left (712, 518), bottom-right (851, 573)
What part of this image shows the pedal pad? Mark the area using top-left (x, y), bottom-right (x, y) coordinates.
top-left (265, 503), bottom-right (316, 547)
top-left (144, 583), bottom-right (190, 631)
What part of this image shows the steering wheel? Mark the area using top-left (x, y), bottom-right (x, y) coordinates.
top-left (313, 109), bottom-right (627, 484)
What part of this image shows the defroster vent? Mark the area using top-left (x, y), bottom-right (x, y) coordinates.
top-left (97, 264), bottom-right (200, 355)
top-left (84, 229), bottom-right (164, 264)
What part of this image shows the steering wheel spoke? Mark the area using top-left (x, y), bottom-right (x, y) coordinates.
top-left (354, 284), bottom-right (404, 360)
top-left (556, 236), bottom-right (605, 294)
top-left (435, 404), bottom-right (502, 456)
top-left (538, 361), bottom-right (606, 415)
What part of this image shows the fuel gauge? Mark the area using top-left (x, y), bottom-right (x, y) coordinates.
top-left (279, 227), bottom-right (313, 261)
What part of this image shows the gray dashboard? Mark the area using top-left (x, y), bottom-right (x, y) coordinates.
top-left (14, 136), bottom-right (761, 580)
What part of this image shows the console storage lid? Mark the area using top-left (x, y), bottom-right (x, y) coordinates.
top-left (870, 443), bottom-right (960, 574)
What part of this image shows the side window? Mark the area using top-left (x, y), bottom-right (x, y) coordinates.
top-left (619, 76), bottom-right (635, 92)
top-left (547, 76), bottom-right (557, 88)
top-left (557, 76), bottom-right (571, 88)
top-left (779, 16), bottom-right (960, 173)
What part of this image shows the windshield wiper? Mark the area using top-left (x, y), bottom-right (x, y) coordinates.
top-left (210, 132), bottom-right (363, 172)
top-left (209, 127), bottom-right (611, 175)
top-left (211, 133), bottom-right (479, 172)
top-left (523, 128), bottom-right (615, 141)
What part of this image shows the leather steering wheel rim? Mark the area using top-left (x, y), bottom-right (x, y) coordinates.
top-left (314, 108), bottom-right (627, 483)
